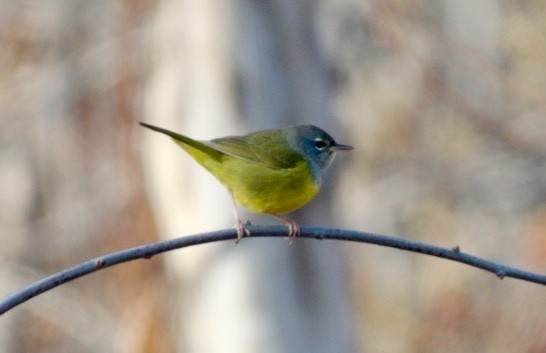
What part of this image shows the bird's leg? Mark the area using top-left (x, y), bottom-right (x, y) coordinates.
top-left (273, 214), bottom-right (300, 238)
top-left (230, 191), bottom-right (249, 243)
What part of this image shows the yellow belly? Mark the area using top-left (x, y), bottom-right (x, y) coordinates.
top-left (203, 154), bottom-right (319, 215)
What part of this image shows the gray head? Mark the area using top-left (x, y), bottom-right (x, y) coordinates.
top-left (289, 125), bottom-right (352, 184)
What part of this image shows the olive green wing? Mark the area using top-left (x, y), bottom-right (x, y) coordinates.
top-left (211, 130), bottom-right (303, 169)
top-left (141, 122), bottom-right (303, 169)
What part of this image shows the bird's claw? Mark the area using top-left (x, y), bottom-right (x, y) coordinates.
top-left (235, 219), bottom-right (250, 244)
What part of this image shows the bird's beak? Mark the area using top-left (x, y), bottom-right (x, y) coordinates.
top-left (331, 143), bottom-right (353, 151)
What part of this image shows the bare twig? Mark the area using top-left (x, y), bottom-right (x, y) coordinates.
top-left (1, 226), bottom-right (545, 315)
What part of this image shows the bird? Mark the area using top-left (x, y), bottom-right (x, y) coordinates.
top-left (140, 122), bottom-right (352, 242)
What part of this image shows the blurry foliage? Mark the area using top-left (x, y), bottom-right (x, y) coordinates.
top-left (0, 1), bottom-right (545, 353)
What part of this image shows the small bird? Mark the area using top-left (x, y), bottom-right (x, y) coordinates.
top-left (140, 122), bottom-right (352, 241)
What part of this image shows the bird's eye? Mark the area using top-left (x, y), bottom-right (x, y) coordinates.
top-left (313, 138), bottom-right (327, 151)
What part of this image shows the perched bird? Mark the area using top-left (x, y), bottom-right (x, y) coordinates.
top-left (140, 123), bottom-right (352, 241)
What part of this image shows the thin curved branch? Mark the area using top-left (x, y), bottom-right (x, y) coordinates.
top-left (1, 226), bottom-right (545, 315)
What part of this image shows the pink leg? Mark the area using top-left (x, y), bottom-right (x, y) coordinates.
top-left (273, 214), bottom-right (300, 238)
top-left (230, 191), bottom-right (248, 243)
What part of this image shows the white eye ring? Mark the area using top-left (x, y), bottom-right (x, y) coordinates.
top-left (313, 138), bottom-right (327, 151)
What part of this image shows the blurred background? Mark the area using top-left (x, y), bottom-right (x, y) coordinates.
top-left (1, 0), bottom-right (546, 352)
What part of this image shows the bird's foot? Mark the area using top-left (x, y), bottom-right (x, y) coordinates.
top-left (235, 219), bottom-right (250, 244)
top-left (273, 215), bottom-right (300, 244)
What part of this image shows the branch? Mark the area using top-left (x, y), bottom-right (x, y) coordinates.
top-left (1, 226), bottom-right (545, 315)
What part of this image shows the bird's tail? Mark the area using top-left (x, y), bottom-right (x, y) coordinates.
top-left (139, 122), bottom-right (224, 162)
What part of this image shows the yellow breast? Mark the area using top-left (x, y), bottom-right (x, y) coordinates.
top-left (206, 156), bottom-right (320, 215)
